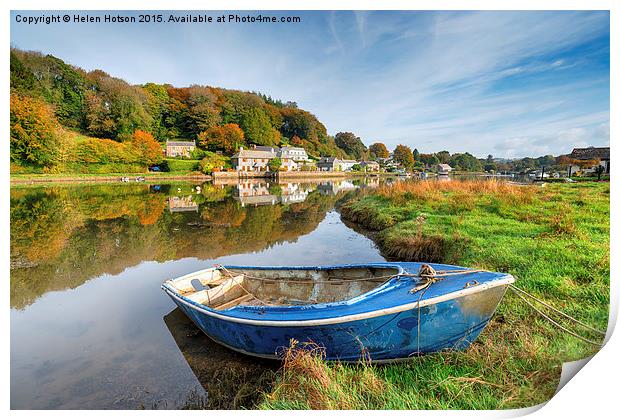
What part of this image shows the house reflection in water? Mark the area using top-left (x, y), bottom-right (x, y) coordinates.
top-left (168, 195), bottom-right (199, 212)
top-left (232, 181), bottom-right (312, 207)
top-left (317, 180), bottom-right (357, 195)
top-left (233, 181), bottom-right (279, 207)
top-left (279, 183), bottom-right (309, 204)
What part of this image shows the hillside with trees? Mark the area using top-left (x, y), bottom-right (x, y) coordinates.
top-left (10, 48), bottom-right (352, 173)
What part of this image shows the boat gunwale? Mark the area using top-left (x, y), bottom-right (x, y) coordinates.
top-left (162, 263), bottom-right (515, 327)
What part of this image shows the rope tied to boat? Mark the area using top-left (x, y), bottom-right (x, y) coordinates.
top-left (508, 284), bottom-right (606, 347)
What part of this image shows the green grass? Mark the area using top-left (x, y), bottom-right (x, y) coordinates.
top-left (260, 180), bottom-right (609, 410)
top-left (166, 158), bottom-right (201, 173)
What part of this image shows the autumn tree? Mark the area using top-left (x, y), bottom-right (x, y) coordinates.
top-left (393, 144), bottom-right (414, 170)
top-left (10, 94), bottom-right (60, 167)
top-left (129, 130), bottom-right (163, 166)
top-left (197, 124), bottom-right (245, 155)
top-left (11, 49), bottom-right (87, 129)
top-left (335, 132), bottom-right (367, 160)
top-left (369, 142), bottom-right (389, 159)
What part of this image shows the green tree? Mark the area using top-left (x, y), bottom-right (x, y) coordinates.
top-left (84, 70), bottom-right (152, 139)
top-left (242, 107), bottom-right (280, 146)
top-left (268, 157), bottom-right (282, 172)
top-left (413, 148), bottom-right (420, 161)
top-left (449, 153), bottom-right (483, 172)
top-left (186, 85), bottom-right (221, 135)
top-left (10, 49), bottom-right (88, 129)
top-left (143, 83), bottom-right (171, 140)
top-left (436, 150), bottom-right (451, 164)
top-left (393, 144), bottom-right (414, 170)
top-left (594, 165), bottom-right (605, 181)
top-left (335, 132), bottom-right (367, 160)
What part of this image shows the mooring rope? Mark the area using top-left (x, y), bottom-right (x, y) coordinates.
top-left (508, 285), bottom-right (605, 346)
top-left (509, 284), bottom-right (606, 336)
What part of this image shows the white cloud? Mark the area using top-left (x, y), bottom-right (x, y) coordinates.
top-left (11, 11), bottom-right (609, 158)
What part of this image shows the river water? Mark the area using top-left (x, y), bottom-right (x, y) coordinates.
top-left (10, 177), bottom-right (394, 409)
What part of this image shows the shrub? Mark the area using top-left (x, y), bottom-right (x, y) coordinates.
top-left (199, 153), bottom-right (229, 174)
top-left (268, 157), bottom-right (282, 172)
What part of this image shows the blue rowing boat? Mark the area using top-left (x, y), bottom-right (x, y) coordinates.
top-left (161, 262), bottom-right (514, 362)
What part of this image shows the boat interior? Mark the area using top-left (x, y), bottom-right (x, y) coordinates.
top-left (167, 266), bottom-right (400, 310)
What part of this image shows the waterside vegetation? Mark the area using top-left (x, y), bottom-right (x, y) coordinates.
top-left (260, 180), bottom-right (609, 409)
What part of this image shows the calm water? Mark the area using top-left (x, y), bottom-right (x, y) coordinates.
top-left (10, 177), bottom-right (392, 409)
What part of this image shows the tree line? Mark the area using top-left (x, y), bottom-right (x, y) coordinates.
top-left (10, 48), bottom-right (355, 171)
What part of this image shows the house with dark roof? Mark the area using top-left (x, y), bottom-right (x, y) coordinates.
top-left (317, 157), bottom-right (340, 171)
top-left (569, 146), bottom-right (610, 174)
top-left (165, 140), bottom-right (195, 158)
top-left (231, 147), bottom-right (277, 172)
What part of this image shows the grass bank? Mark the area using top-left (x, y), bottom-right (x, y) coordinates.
top-left (260, 180), bottom-right (609, 409)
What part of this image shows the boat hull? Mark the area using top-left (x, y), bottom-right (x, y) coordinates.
top-left (164, 280), bottom-right (509, 362)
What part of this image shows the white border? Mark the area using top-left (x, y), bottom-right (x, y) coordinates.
top-left (3, 1), bottom-right (617, 419)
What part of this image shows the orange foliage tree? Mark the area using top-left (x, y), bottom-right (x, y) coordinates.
top-left (10, 94), bottom-right (60, 167)
top-left (130, 130), bottom-right (163, 166)
top-left (197, 123), bottom-right (245, 155)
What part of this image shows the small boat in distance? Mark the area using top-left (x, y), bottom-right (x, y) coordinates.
top-left (162, 263), bottom-right (514, 362)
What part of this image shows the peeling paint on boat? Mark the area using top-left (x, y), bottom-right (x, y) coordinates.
top-left (162, 262), bottom-right (514, 362)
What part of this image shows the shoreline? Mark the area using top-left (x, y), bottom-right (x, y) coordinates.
top-left (10, 173), bottom-right (213, 185)
top-left (11, 171), bottom-right (392, 185)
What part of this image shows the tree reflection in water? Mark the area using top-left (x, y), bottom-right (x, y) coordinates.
top-left (10, 179), bottom-right (368, 309)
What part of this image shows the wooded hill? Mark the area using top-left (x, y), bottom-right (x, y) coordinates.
top-left (10, 48), bottom-right (356, 171)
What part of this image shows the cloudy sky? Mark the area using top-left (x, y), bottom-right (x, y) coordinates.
top-left (11, 10), bottom-right (610, 158)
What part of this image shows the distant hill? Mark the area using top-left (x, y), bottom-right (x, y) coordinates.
top-left (10, 47), bottom-right (352, 160)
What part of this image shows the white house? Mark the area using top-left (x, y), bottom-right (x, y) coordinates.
top-left (436, 163), bottom-right (452, 175)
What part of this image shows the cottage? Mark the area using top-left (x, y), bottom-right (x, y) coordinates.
top-left (569, 147), bottom-right (610, 175)
top-left (166, 140), bottom-right (195, 158)
top-left (436, 163), bottom-right (453, 175)
top-left (317, 157), bottom-right (340, 171)
top-left (340, 160), bottom-right (359, 171)
top-left (232, 146), bottom-right (297, 172)
top-left (279, 146), bottom-right (309, 162)
top-left (231, 147), bottom-right (277, 172)
top-left (359, 161), bottom-right (380, 172)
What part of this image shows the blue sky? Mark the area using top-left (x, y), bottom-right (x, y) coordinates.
top-left (11, 10), bottom-right (609, 158)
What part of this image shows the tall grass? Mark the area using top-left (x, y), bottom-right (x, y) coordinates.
top-left (261, 180), bottom-right (609, 410)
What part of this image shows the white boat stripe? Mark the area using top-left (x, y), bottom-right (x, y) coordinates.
top-left (163, 275), bottom-right (514, 327)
